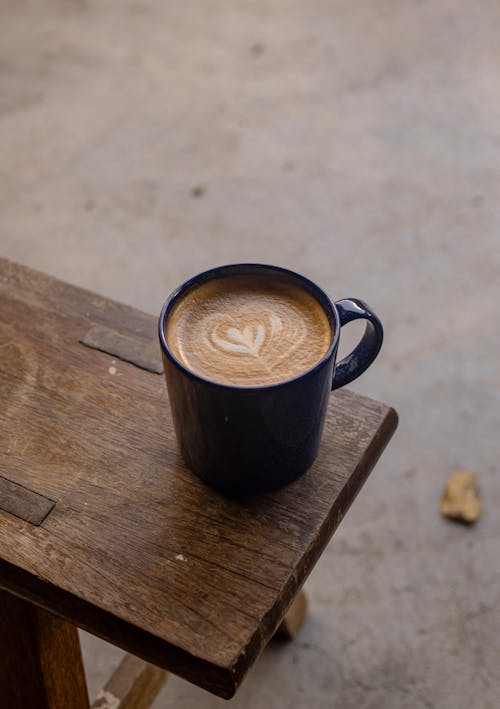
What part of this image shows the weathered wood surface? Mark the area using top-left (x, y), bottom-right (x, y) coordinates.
top-left (92, 654), bottom-right (167, 709)
top-left (80, 324), bottom-right (163, 374)
top-left (0, 257), bottom-right (397, 698)
top-left (0, 587), bottom-right (89, 709)
top-left (0, 474), bottom-right (55, 525)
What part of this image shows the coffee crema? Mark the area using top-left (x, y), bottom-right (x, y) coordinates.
top-left (165, 274), bottom-right (332, 386)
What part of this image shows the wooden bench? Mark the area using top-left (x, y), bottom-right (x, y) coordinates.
top-left (0, 258), bottom-right (397, 707)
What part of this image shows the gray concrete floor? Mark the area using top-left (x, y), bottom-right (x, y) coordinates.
top-left (1, 1), bottom-right (499, 707)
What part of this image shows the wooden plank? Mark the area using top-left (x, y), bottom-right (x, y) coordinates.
top-left (0, 257), bottom-right (398, 698)
top-left (0, 475), bottom-right (55, 525)
top-left (0, 587), bottom-right (89, 709)
top-left (80, 325), bottom-right (163, 374)
top-left (0, 256), bottom-right (156, 347)
top-left (92, 654), bottom-right (167, 709)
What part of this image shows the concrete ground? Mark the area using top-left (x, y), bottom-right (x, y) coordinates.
top-left (1, 1), bottom-right (499, 706)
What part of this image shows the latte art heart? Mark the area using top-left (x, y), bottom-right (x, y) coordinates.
top-left (166, 274), bottom-right (332, 386)
top-left (210, 323), bottom-right (266, 356)
top-left (205, 314), bottom-right (284, 359)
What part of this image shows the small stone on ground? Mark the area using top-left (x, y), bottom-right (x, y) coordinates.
top-left (440, 471), bottom-right (482, 524)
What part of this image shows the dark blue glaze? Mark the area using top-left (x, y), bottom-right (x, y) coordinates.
top-left (158, 264), bottom-right (383, 493)
top-left (332, 298), bottom-right (383, 390)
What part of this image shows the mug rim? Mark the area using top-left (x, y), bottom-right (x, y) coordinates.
top-left (158, 263), bottom-right (340, 391)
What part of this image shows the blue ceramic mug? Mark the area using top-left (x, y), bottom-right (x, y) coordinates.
top-left (158, 264), bottom-right (383, 493)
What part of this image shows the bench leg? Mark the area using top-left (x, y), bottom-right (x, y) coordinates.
top-left (275, 589), bottom-right (308, 640)
top-left (92, 653), bottom-right (167, 709)
top-left (0, 588), bottom-right (90, 709)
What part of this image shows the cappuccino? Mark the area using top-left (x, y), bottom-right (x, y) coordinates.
top-left (165, 273), bottom-right (332, 386)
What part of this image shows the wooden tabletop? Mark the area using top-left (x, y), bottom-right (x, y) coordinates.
top-left (0, 257), bottom-right (397, 699)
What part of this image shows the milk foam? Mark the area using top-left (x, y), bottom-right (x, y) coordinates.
top-left (166, 274), bottom-right (332, 386)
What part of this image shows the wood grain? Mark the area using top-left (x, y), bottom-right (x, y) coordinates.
top-left (0, 587), bottom-right (89, 709)
top-left (80, 324), bottom-right (163, 374)
top-left (92, 654), bottom-right (167, 709)
top-left (0, 257), bottom-right (398, 698)
top-left (0, 474), bottom-right (55, 525)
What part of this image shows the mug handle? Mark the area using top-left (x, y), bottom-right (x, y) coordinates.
top-left (331, 298), bottom-right (384, 391)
